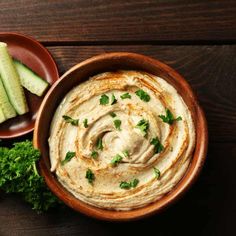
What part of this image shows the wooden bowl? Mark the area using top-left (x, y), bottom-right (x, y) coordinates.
top-left (33, 52), bottom-right (208, 221)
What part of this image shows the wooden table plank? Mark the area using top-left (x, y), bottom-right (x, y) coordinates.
top-left (0, 0), bottom-right (236, 42)
top-left (0, 142), bottom-right (235, 236)
top-left (44, 45), bottom-right (236, 143)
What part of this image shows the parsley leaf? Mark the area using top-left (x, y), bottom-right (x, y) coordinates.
top-left (111, 154), bottom-right (123, 166)
top-left (91, 151), bottom-right (98, 159)
top-left (83, 118), bottom-right (88, 128)
top-left (153, 167), bottom-right (161, 179)
top-left (96, 138), bottom-right (103, 150)
top-left (114, 119), bottom-right (122, 130)
top-left (109, 112), bottom-right (117, 118)
top-left (111, 93), bottom-right (117, 105)
top-left (62, 115), bottom-right (79, 126)
top-left (120, 179), bottom-right (139, 189)
top-left (135, 119), bottom-right (149, 136)
top-left (61, 151), bottom-right (76, 165)
top-left (159, 109), bottom-right (182, 125)
top-left (122, 150), bottom-right (129, 157)
top-left (100, 94), bottom-right (109, 105)
top-left (85, 169), bottom-right (95, 184)
top-left (150, 137), bottom-right (164, 154)
top-left (0, 141), bottom-right (60, 213)
top-left (135, 89), bottom-right (150, 102)
top-left (120, 92), bottom-right (131, 99)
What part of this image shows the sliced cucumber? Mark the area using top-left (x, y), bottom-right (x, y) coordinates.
top-left (0, 42), bottom-right (28, 115)
top-left (14, 59), bottom-right (49, 96)
top-left (0, 107), bottom-right (6, 124)
top-left (0, 75), bottom-right (17, 119)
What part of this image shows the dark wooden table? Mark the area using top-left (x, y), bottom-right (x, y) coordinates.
top-left (1, 1), bottom-right (236, 235)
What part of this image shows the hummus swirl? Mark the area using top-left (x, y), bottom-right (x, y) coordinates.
top-left (49, 71), bottom-right (195, 210)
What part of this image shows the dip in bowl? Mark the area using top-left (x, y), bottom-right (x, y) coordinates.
top-left (34, 53), bottom-right (207, 221)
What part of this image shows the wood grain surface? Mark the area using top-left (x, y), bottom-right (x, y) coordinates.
top-left (0, 0), bottom-right (236, 42)
top-left (0, 0), bottom-right (236, 235)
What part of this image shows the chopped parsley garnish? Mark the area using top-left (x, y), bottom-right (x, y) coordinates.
top-left (120, 179), bottom-right (139, 190)
top-left (109, 112), bottom-right (117, 118)
top-left (153, 167), bottom-right (161, 179)
top-left (85, 169), bottom-right (95, 184)
top-left (91, 151), bottom-right (98, 159)
top-left (135, 119), bottom-right (149, 136)
top-left (135, 89), bottom-right (150, 102)
top-left (100, 94), bottom-right (109, 105)
top-left (96, 137), bottom-right (103, 150)
top-left (122, 150), bottom-right (129, 157)
top-left (114, 119), bottom-right (122, 130)
top-left (61, 151), bottom-right (76, 165)
top-left (120, 92), bottom-right (131, 99)
top-left (159, 109), bottom-right (182, 125)
top-left (111, 154), bottom-right (123, 166)
top-left (62, 115), bottom-right (79, 126)
top-left (83, 118), bottom-right (88, 128)
top-left (150, 137), bottom-right (164, 154)
top-left (111, 93), bottom-right (117, 105)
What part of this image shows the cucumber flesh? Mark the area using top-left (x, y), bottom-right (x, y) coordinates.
top-left (14, 60), bottom-right (49, 97)
top-left (0, 107), bottom-right (6, 124)
top-left (0, 42), bottom-right (28, 115)
top-left (0, 75), bottom-right (17, 119)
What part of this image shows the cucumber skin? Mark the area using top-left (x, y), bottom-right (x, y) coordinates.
top-left (14, 59), bottom-right (49, 97)
top-left (0, 43), bottom-right (29, 115)
top-left (0, 75), bottom-right (17, 119)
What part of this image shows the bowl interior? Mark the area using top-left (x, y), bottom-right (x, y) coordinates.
top-left (34, 52), bottom-right (207, 221)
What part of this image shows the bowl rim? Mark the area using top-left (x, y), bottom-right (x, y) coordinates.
top-left (33, 52), bottom-right (208, 221)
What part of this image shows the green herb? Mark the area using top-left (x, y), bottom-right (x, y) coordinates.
top-left (153, 167), bottom-right (161, 179)
top-left (120, 92), bottom-right (131, 99)
top-left (83, 118), bottom-right (88, 128)
top-left (91, 151), bottom-right (98, 159)
top-left (120, 179), bottom-right (139, 190)
top-left (100, 94), bottom-right (109, 105)
top-left (114, 119), bottom-right (122, 130)
top-left (135, 119), bottom-right (149, 136)
top-left (159, 109), bottom-right (182, 125)
top-left (0, 141), bottom-right (59, 213)
top-left (122, 150), bottom-right (129, 157)
top-left (111, 154), bottom-right (123, 166)
top-left (96, 138), bottom-right (103, 150)
top-left (62, 115), bottom-right (79, 126)
top-left (85, 169), bottom-right (95, 184)
top-left (61, 151), bottom-right (76, 165)
top-left (135, 89), bottom-right (150, 102)
top-left (111, 93), bottom-right (117, 105)
top-left (150, 137), bottom-right (164, 154)
top-left (109, 112), bottom-right (117, 118)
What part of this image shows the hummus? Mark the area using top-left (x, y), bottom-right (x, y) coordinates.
top-left (49, 70), bottom-right (195, 210)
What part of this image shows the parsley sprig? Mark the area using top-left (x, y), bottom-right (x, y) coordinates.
top-left (135, 89), bottom-right (150, 102)
top-left (111, 154), bottom-right (123, 166)
top-left (120, 92), bottom-right (131, 99)
top-left (85, 169), bottom-right (95, 184)
top-left (114, 119), bottom-right (122, 130)
top-left (150, 137), bottom-right (164, 154)
top-left (159, 109), bottom-right (182, 125)
top-left (61, 151), bottom-right (76, 165)
top-left (62, 115), bottom-right (79, 126)
top-left (135, 119), bottom-right (149, 136)
top-left (120, 179), bottom-right (139, 189)
top-left (0, 141), bottom-right (60, 212)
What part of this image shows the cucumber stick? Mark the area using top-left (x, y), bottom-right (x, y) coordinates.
top-left (0, 42), bottom-right (28, 115)
top-left (14, 60), bottom-right (49, 96)
top-left (0, 75), bottom-right (17, 119)
top-left (0, 107), bottom-right (6, 124)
